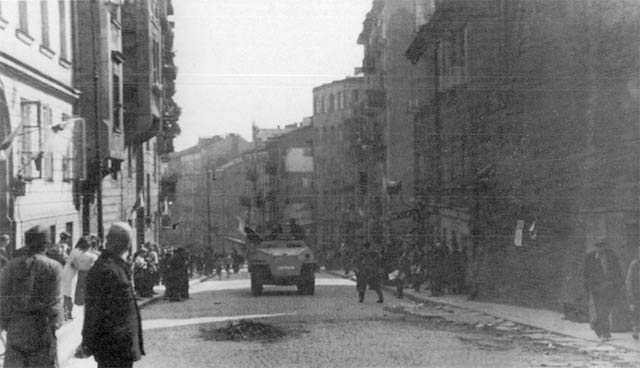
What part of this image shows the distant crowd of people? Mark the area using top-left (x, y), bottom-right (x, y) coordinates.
top-left (191, 248), bottom-right (244, 280)
top-left (344, 239), bottom-right (468, 302)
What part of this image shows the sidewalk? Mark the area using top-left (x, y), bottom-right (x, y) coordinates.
top-left (327, 270), bottom-right (640, 354)
top-left (56, 277), bottom-right (205, 367)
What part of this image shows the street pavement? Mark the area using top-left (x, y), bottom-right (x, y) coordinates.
top-left (65, 272), bottom-right (637, 368)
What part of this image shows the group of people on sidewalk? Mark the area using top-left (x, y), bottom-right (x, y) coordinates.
top-left (0, 222), bottom-right (196, 368)
top-left (351, 236), bottom-right (640, 344)
top-left (195, 248), bottom-right (243, 280)
top-left (0, 223), bottom-right (144, 368)
top-left (347, 239), bottom-right (468, 303)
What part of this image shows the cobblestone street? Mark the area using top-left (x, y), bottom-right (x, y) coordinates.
top-left (66, 273), bottom-right (639, 368)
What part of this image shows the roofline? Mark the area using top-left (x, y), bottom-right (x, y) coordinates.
top-left (312, 76), bottom-right (365, 92)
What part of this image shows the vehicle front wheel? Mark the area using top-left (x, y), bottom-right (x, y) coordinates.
top-left (251, 272), bottom-right (263, 296)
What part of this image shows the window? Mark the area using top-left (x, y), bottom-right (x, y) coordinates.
top-left (329, 94), bottom-right (335, 112)
top-left (49, 225), bottom-right (56, 245)
top-left (40, 1), bottom-right (50, 48)
top-left (438, 26), bottom-right (467, 89)
top-left (58, 0), bottom-right (67, 60)
top-left (20, 101), bottom-right (42, 180)
top-left (65, 222), bottom-right (73, 244)
top-left (320, 96), bottom-right (325, 113)
top-left (146, 174), bottom-right (151, 217)
top-left (62, 155), bottom-right (72, 181)
top-left (152, 40), bottom-right (160, 84)
top-left (112, 72), bottom-right (121, 131)
top-left (352, 90), bottom-right (359, 103)
top-left (109, 3), bottom-right (119, 23)
top-left (127, 146), bottom-right (132, 178)
top-left (18, 0), bottom-right (29, 34)
top-left (41, 105), bottom-right (53, 180)
top-left (152, 142), bottom-right (157, 182)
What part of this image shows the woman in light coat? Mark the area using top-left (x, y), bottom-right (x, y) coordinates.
top-left (73, 237), bottom-right (98, 306)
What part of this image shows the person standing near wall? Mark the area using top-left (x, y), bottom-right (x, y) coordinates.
top-left (626, 247), bottom-right (640, 340)
top-left (584, 239), bottom-right (623, 342)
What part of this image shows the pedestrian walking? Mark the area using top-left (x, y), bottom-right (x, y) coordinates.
top-left (428, 241), bottom-right (448, 297)
top-left (214, 252), bottom-right (223, 280)
top-left (231, 248), bottom-right (242, 274)
top-left (0, 234), bottom-right (11, 270)
top-left (394, 248), bottom-right (412, 299)
top-left (355, 242), bottom-right (384, 303)
top-left (45, 233), bottom-right (69, 266)
top-left (0, 225), bottom-right (63, 368)
top-left (61, 250), bottom-right (77, 321)
top-left (626, 247), bottom-right (640, 340)
top-left (224, 252), bottom-right (233, 279)
top-left (289, 219), bottom-right (305, 240)
top-left (168, 248), bottom-right (189, 301)
top-left (81, 222), bottom-right (144, 368)
top-left (72, 237), bottom-right (98, 307)
top-left (449, 242), bottom-right (467, 294)
top-left (133, 249), bottom-right (153, 298)
top-left (584, 238), bottom-right (623, 341)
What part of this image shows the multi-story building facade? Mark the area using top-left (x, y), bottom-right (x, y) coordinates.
top-left (406, 0), bottom-right (640, 325)
top-left (122, 0), bottom-right (170, 247)
top-left (160, 134), bottom-right (249, 252)
top-left (0, 0), bottom-right (81, 250)
top-left (212, 156), bottom-right (249, 251)
top-left (378, 0), bottom-right (434, 248)
top-left (73, 0), bottom-right (128, 241)
top-left (312, 77), bottom-right (365, 266)
top-left (264, 123), bottom-right (315, 247)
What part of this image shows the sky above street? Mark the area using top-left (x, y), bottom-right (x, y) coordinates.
top-left (172, 0), bottom-right (372, 150)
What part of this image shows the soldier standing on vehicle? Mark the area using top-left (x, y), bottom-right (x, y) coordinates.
top-left (356, 242), bottom-right (384, 303)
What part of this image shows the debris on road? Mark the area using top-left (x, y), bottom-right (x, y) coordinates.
top-left (201, 320), bottom-right (286, 342)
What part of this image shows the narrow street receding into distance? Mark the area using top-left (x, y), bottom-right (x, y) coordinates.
top-left (67, 272), bottom-right (627, 368)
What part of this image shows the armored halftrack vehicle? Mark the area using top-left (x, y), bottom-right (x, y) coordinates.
top-left (247, 237), bottom-right (316, 296)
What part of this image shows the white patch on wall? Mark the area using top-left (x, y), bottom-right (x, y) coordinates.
top-left (285, 147), bottom-right (313, 173)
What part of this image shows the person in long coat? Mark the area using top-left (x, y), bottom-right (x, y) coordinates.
top-left (428, 241), bottom-right (449, 297)
top-left (165, 248), bottom-right (189, 301)
top-left (583, 239), bottom-right (623, 341)
top-left (81, 223), bottom-right (144, 368)
top-left (0, 226), bottom-right (63, 368)
top-left (625, 246), bottom-right (640, 340)
top-left (355, 242), bottom-right (384, 303)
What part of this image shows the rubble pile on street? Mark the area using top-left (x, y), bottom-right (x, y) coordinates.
top-left (203, 320), bottom-right (286, 341)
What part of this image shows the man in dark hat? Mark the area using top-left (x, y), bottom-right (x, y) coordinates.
top-left (81, 222), bottom-right (144, 368)
top-left (0, 225), bottom-right (63, 368)
top-left (584, 238), bottom-right (623, 341)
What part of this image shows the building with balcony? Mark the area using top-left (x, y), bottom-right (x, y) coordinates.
top-left (406, 0), bottom-right (640, 326)
top-left (0, 0), bottom-right (81, 250)
top-left (122, 0), bottom-right (171, 246)
top-left (72, 0), bottom-right (129, 241)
